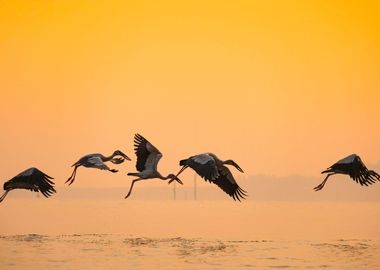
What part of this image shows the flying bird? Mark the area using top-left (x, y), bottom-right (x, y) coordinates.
top-left (314, 154), bottom-right (380, 191)
top-left (66, 150), bottom-right (131, 185)
top-left (0, 167), bottom-right (56, 203)
top-left (124, 133), bottom-right (183, 199)
top-left (169, 153), bottom-right (247, 201)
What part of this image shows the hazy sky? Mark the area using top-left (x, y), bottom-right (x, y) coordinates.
top-left (1, 1), bottom-right (379, 188)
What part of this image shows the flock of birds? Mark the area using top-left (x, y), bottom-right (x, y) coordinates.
top-left (1, 133), bottom-right (380, 203)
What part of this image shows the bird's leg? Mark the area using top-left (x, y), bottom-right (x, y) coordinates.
top-left (124, 178), bottom-right (142, 199)
top-left (313, 173), bottom-right (336, 191)
top-left (168, 166), bottom-right (188, 185)
top-left (67, 166), bottom-right (79, 186)
top-left (70, 168), bottom-right (79, 185)
top-left (65, 166), bottom-right (79, 185)
top-left (0, 190), bottom-right (10, 203)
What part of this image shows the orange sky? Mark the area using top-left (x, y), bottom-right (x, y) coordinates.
top-left (0, 0), bottom-right (379, 188)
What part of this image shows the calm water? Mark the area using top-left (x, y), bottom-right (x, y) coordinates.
top-left (0, 234), bottom-right (379, 269)
top-left (1, 200), bottom-right (380, 269)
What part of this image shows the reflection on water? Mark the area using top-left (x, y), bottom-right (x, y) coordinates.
top-left (0, 234), bottom-right (379, 270)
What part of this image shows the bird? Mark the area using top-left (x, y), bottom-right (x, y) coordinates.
top-left (66, 150), bottom-right (131, 185)
top-left (0, 167), bottom-right (56, 203)
top-left (124, 133), bottom-right (183, 199)
top-left (314, 154), bottom-right (380, 191)
top-left (168, 153), bottom-right (247, 201)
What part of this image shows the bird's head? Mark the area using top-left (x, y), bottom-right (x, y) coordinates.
top-left (168, 174), bottom-right (183, 185)
top-left (224, 160), bottom-right (244, 173)
top-left (113, 150), bottom-right (131, 161)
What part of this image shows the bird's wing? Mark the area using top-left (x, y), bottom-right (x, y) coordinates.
top-left (133, 133), bottom-right (162, 172)
top-left (185, 153), bottom-right (247, 200)
top-left (336, 154), bottom-right (357, 165)
top-left (349, 157), bottom-right (380, 186)
top-left (87, 156), bottom-right (109, 170)
top-left (11, 168), bottom-right (56, 198)
top-left (186, 154), bottom-right (220, 180)
top-left (211, 166), bottom-right (247, 201)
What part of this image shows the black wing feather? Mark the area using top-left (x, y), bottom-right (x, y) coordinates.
top-left (184, 155), bottom-right (247, 201)
top-left (184, 156), bottom-right (219, 181)
top-left (211, 166), bottom-right (247, 201)
top-left (348, 158), bottom-right (380, 186)
top-left (30, 168), bottom-right (56, 198)
top-left (328, 156), bottom-right (380, 187)
top-left (6, 168), bottom-right (56, 198)
top-left (133, 133), bottom-right (151, 172)
top-left (185, 164), bottom-right (247, 201)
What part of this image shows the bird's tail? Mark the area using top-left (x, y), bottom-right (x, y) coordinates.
top-left (127, 172), bottom-right (140, 177)
top-left (179, 159), bottom-right (188, 166)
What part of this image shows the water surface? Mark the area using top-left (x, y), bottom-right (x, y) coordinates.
top-left (1, 200), bottom-right (379, 269)
top-left (1, 234), bottom-right (379, 269)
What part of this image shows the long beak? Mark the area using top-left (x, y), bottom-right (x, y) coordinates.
top-left (168, 177), bottom-right (183, 185)
top-left (122, 153), bottom-right (131, 161)
top-left (175, 177), bottom-right (183, 185)
top-left (235, 164), bottom-right (244, 173)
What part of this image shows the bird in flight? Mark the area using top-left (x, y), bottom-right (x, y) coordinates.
top-left (314, 154), bottom-right (380, 191)
top-left (169, 153), bottom-right (247, 201)
top-left (125, 133), bottom-right (183, 199)
top-left (66, 150), bottom-right (131, 185)
top-left (0, 167), bottom-right (56, 203)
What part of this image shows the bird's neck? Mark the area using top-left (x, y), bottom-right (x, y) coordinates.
top-left (158, 174), bottom-right (171, 180)
top-left (221, 159), bottom-right (229, 166)
top-left (102, 153), bottom-right (116, 162)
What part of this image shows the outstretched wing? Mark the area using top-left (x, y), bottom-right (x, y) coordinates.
top-left (349, 157), bottom-right (380, 186)
top-left (211, 166), bottom-right (247, 201)
top-left (133, 133), bottom-right (162, 172)
top-left (185, 154), bottom-right (247, 201)
top-left (11, 167), bottom-right (56, 198)
top-left (185, 154), bottom-right (219, 180)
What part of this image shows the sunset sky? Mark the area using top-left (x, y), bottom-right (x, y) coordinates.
top-left (1, 0), bottom-right (379, 188)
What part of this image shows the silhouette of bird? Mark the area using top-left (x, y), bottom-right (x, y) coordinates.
top-left (125, 134), bottom-right (183, 199)
top-left (0, 167), bottom-right (56, 203)
top-left (314, 154), bottom-right (380, 191)
top-left (169, 153), bottom-right (247, 201)
top-left (66, 150), bottom-right (131, 185)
